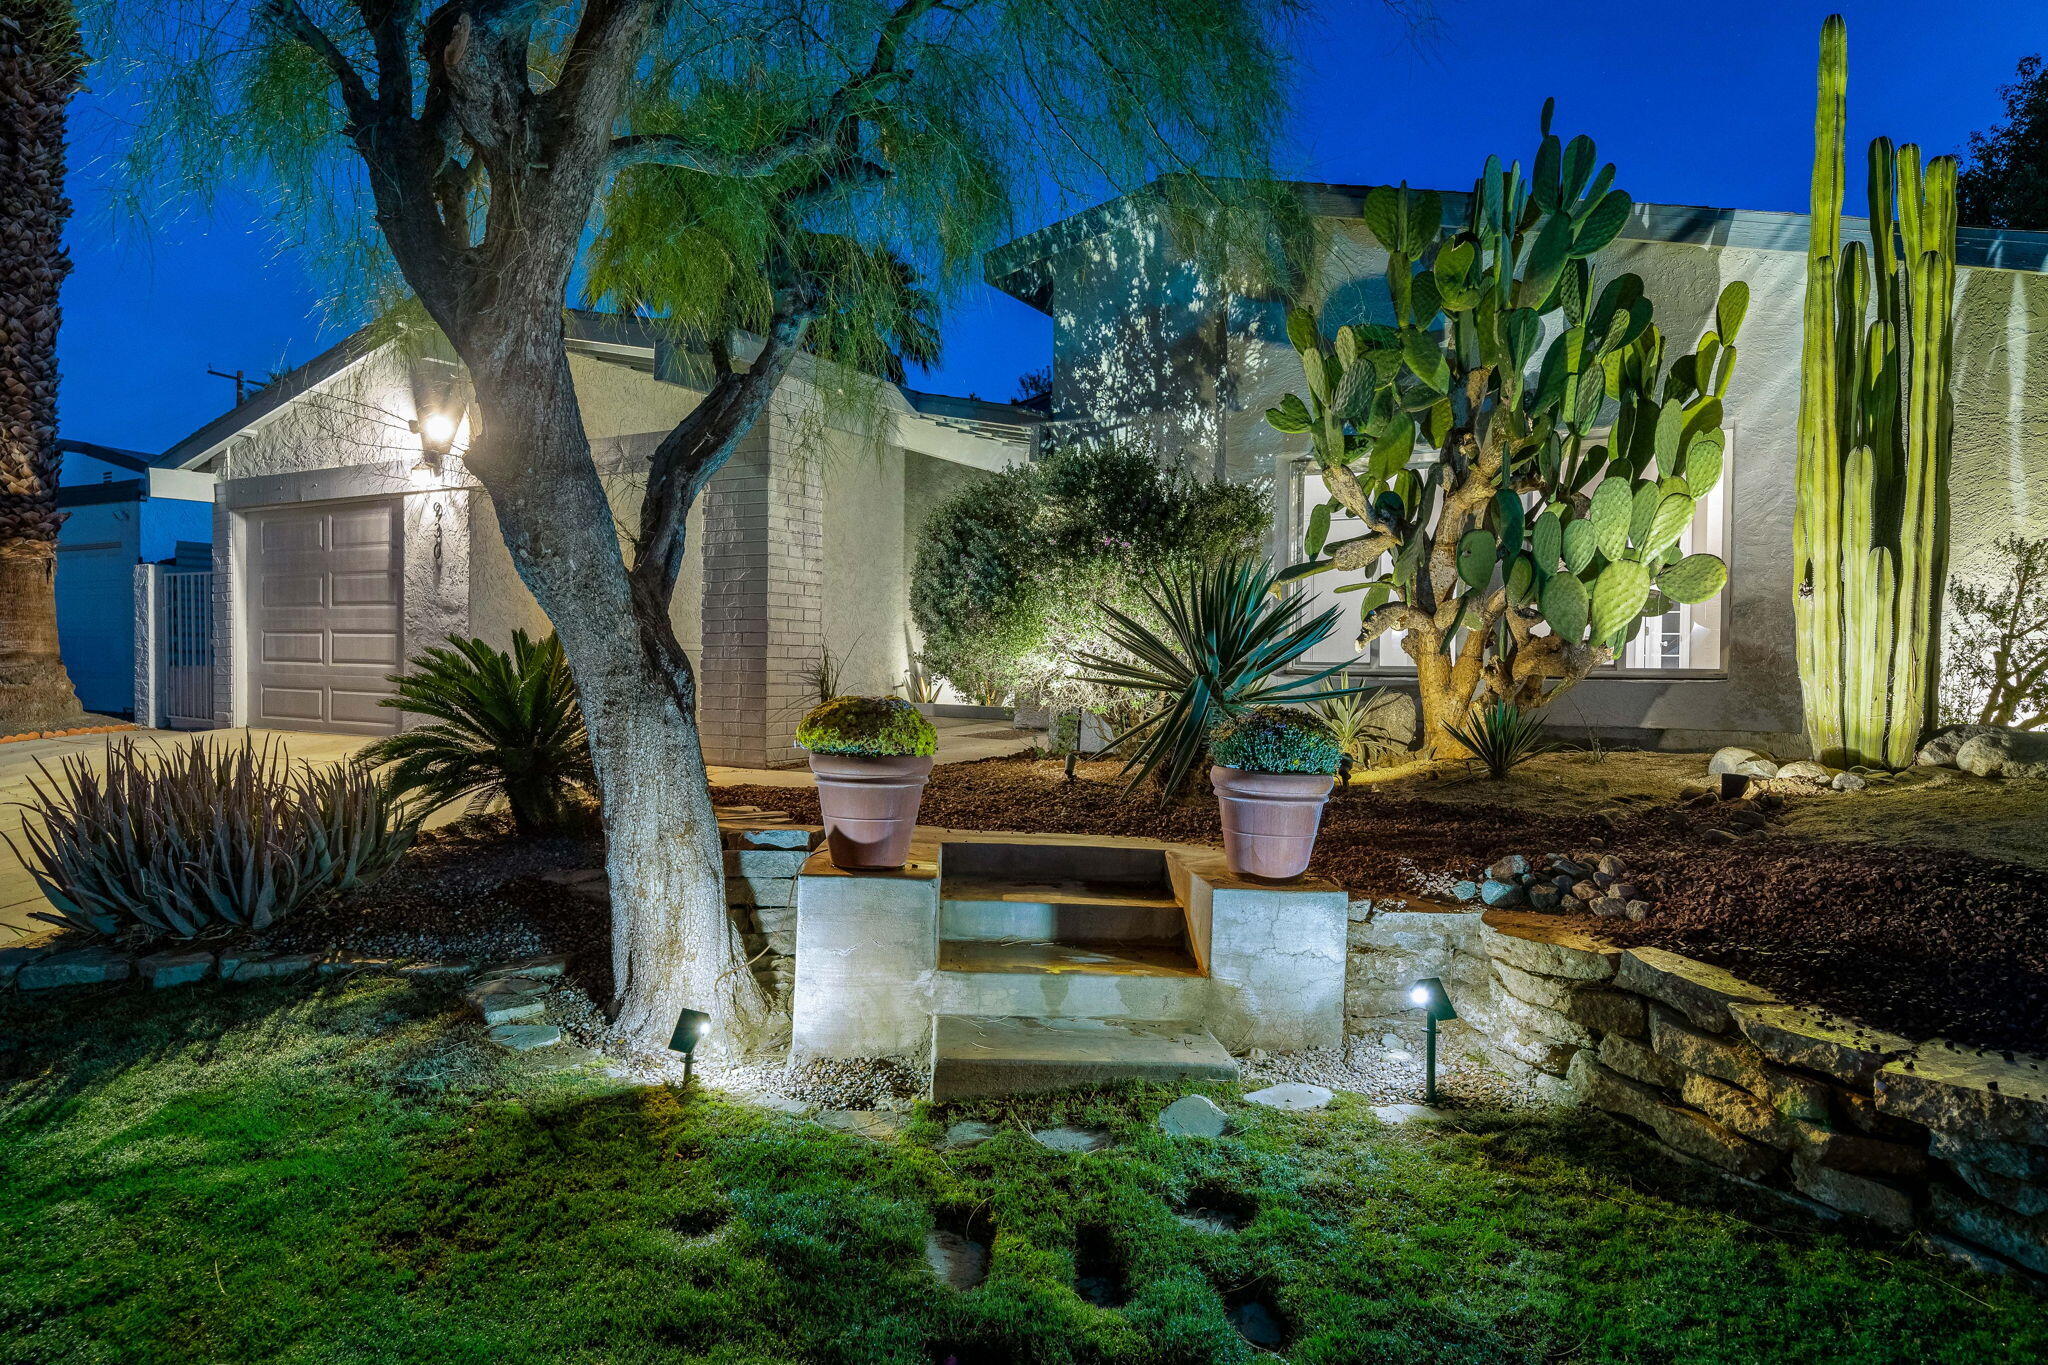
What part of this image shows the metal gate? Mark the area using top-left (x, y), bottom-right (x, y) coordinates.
top-left (137, 565), bottom-right (216, 729)
top-left (162, 570), bottom-right (214, 729)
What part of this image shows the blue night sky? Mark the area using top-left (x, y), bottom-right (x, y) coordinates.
top-left (56, 0), bottom-right (2048, 454)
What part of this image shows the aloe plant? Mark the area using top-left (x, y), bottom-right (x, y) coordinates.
top-left (357, 631), bottom-right (593, 835)
top-left (1074, 557), bottom-right (1370, 801)
top-left (11, 738), bottom-right (418, 940)
top-left (1267, 104), bottom-right (1742, 756)
top-left (1794, 15), bottom-right (1957, 769)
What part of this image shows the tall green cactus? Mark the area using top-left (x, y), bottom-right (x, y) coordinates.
top-left (1795, 15), bottom-right (1957, 769)
top-left (1266, 104), bottom-right (1744, 757)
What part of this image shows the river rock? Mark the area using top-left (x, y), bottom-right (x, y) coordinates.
top-left (1831, 771), bottom-right (1869, 792)
top-left (1954, 730), bottom-right (2048, 779)
top-left (1479, 879), bottom-right (1525, 908)
top-left (1708, 747), bottom-right (1779, 779)
top-left (1916, 724), bottom-right (2004, 768)
top-left (1776, 760), bottom-right (1832, 782)
top-left (1244, 1082), bottom-right (1333, 1111)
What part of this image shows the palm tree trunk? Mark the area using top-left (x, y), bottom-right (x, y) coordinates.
top-left (0, 4), bottom-right (84, 727)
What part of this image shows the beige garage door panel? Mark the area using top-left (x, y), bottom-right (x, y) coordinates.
top-left (247, 500), bottom-right (403, 735)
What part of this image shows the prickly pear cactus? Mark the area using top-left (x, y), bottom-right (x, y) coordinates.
top-left (1793, 15), bottom-right (1957, 769)
top-left (1265, 101), bottom-right (1743, 753)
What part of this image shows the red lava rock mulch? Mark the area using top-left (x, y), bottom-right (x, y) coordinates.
top-left (713, 757), bottom-right (2048, 1055)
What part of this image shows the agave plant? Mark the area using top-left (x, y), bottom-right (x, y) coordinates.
top-left (11, 737), bottom-right (418, 940)
top-left (1074, 557), bottom-right (1370, 800)
top-left (1442, 702), bottom-right (1558, 779)
top-left (357, 631), bottom-right (593, 836)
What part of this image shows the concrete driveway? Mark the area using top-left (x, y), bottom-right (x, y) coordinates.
top-left (0, 718), bottom-right (1034, 941)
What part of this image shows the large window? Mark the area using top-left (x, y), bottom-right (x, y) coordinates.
top-left (1294, 441), bottom-right (1731, 675)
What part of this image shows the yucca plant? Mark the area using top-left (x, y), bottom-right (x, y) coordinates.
top-left (1075, 557), bottom-right (1370, 801)
top-left (11, 737), bottom-right (419, 940)
top-left (1305, 670), bottom-right (1397, 766)
top-left (357, 631), bottom-right (594, 836)
top-left (1442, 702), bottom-right (1558, 779)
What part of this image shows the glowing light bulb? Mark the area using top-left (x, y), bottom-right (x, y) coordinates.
top-left (419, 411), bottom-right (457, 446)
top-left (1409, 985), bottom-right (1430, 1006)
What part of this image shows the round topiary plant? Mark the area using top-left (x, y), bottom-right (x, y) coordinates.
top-left (795, 696), bottom-right (938, 758)
top-left (1209, 706), bottom-right (1343, 775)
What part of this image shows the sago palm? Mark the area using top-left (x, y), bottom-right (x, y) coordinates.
top-left (358, 632), bottom-right (594, 836)
top-left (1075, 557), bottom-right (1369, 801)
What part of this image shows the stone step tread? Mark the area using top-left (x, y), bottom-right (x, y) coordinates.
top-left (939, 874), bottom-right (1179, 911)
top-left (937, 939), bottom-right (1202, 979)
top-left (931, 1014), bottom-right (1237, 1100)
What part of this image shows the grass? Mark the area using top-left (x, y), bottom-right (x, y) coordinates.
top-left (2, 978), bottom-right (2042, 1364)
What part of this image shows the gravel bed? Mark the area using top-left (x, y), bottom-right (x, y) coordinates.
top-left (1238, 1023), bottom-right (1539, 1110)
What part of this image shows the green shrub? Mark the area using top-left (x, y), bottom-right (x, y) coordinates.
top-left (12, 738), bottom-right (420, 941)
top-left (909, 443), bottom-right (1269, 708)
top-left (1209, 706), bottom-right (1344, 775)
top-left (357, 631), bottom-right (593, 836)
top-left (795, 695), bottom-right (937, 757)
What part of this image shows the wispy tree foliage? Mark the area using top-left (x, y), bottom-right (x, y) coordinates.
top-left (85, 0), bottom-right (1330, 1050)
top-left (1959, 54), bottom-right (2048, 231)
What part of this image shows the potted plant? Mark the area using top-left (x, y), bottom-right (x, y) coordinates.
top-left (795, 696), bottom-right (939, 869)
top-left (1208, 706), bottom-right (1342, 880)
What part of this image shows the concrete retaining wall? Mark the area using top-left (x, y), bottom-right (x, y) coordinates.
top-left (1345, 899), bottom-right (2048, 1278)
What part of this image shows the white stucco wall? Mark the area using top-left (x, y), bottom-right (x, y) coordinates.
top-left (1036, 208), bottom-right (2048, 752)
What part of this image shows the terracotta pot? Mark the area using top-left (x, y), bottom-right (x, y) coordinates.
top-left (808, 752), bottom-right (935, 869)
top-left (1209, 765), bottom-right (1335, 880)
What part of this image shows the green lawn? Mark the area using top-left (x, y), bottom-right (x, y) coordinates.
top-left (2, 978), bottom-right (2040, 1365)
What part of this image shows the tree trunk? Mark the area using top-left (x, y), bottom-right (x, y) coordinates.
top-left (460, 329), bottom-right (769, 1058)
top-left (0, 4), bottom-right (84, 728)
top-left (1410, 636), bottom-right (1466, 757)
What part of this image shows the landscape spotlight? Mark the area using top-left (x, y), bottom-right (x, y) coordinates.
top-left (669, 1007), bottom-right (711, 1087)
top-left (1409, 978), bottom-right (1456, 1105)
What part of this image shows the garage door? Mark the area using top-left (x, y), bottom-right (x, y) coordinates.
top-left (246, 500), bottom-right (403, 735)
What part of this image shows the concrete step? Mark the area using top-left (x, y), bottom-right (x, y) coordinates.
top-left (930, 1014), bottom-right (1238, 1099)
top-left (939, 874), bottom-right (1186, 945)
top-left (937, 939), bottom-right (1201, 977)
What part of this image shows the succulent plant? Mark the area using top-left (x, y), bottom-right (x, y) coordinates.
top-left (1794, 15), bottom-right (1958, 769)
top-left (1209, 706), bottom-right (1344, 776)
top-left (10, 738), bottom-right (419, 941)
top-left (1265, 102), bottom-right (1741, 755)
top-left (795, 696), bottom-right (938, 758)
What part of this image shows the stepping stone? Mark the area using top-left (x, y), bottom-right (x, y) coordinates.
top-left (1372, 1103), bottom-right (1449, 1125)
top-left (220, 952), bottom-right (319, 982)
top-left (468, 976), bottom-right (549, 1025)
top-left (746, 1093), bottom-right (811, 1115)
top-left (1158, 1095), bottom-right (1228, 1137)
top-left (478, 955), bottom-right (569, 981)
top-left (487, 1023), bottom-right (563, 1051)
top-left (941, 1120), bottom-right (999, 1149)
top-left (1244, 1082), bottom-right (1333, 1112)
top-left (923, 1230), bottom-right (989, 1290)
top-left (814, 1109), bottom-right (907, 1141)
top-left (1030, 1125), bottom-right (1110, 1153)
top-left (1228, 1297), bottom-right (1287, 1349)
top-left (399, 960), bottom-right (477, 978)
top-left (318, 956), bottom-right (398, 976)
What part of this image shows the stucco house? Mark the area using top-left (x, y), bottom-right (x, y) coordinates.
top-left (985, 182), bottom-right (2048, 753)
top-left (55, 439), bottom-right (214, 716)
top-left (154, 311), bottom-right (1039, 766)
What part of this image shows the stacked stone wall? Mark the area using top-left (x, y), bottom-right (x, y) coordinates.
top-left (1345, 898), bottom-right (2048, 1277)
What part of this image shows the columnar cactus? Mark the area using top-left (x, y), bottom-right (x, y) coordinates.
top-left (1266, 104), bottom-right (1742, 757)
top-left (1794, 15), bottom-right (1957, 769)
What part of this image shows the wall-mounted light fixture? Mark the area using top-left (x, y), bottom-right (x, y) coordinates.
top-left (1409, 977), bottom-right (1457, 1105)
top-left (407, 355), bottom-right (468, 477)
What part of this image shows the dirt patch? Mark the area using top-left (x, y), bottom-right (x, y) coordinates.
top-left (714, 753), bottom-right (2048, 1054)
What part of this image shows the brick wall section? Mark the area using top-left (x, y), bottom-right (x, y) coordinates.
top-left (698, 413), bottom-right (825, 768)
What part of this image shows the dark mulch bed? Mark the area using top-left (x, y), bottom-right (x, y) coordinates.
top-left (713, 757), bottom-right (2048, 1055)
top-left (252, 817), bottom-right (608, 974)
